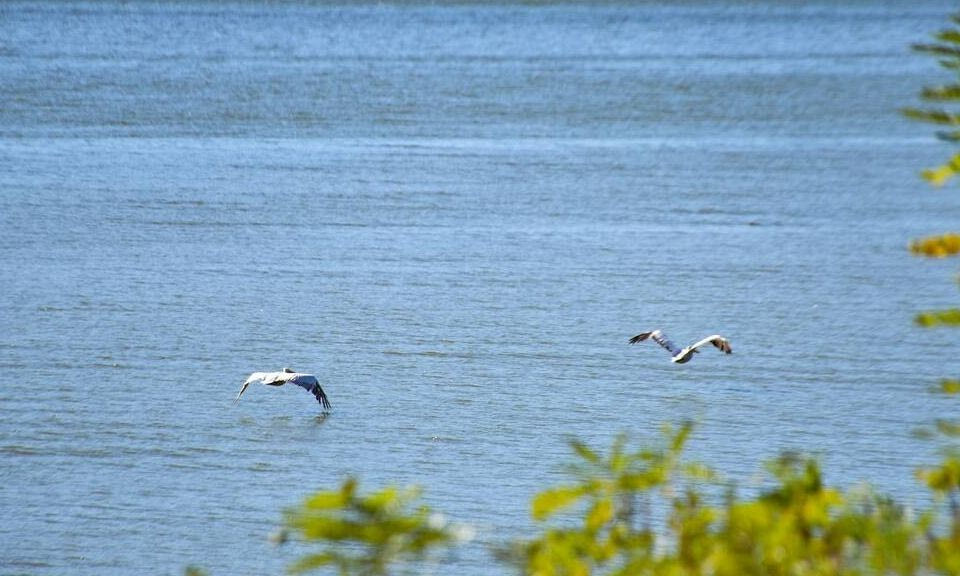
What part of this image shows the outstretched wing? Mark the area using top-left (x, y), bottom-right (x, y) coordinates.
top-left (288, 374), bottom-right (333, 410)
top-left (236, 372), bottom-right (267, 403)
top-left (629, 330), bottom-right (682, 356)
top-left (628, 332), bottom-right (652, 344)
top-left (236, 371), bottom-right (299, 403)
top-left (688, 335), bottom-right (732, 354)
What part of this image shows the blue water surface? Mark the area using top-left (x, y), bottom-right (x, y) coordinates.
top-left (1, 1), bottom-right (959, 574)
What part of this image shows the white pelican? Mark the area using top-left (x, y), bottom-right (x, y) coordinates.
top-left (629, 330), bottom-right (731, 364)
top-left (236, 368), bottom-right (332, 409)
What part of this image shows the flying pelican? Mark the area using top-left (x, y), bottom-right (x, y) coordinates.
top-left (629, 330), bottom-right (731, 364)
top-left (236, 368), bottom-right (332, 409)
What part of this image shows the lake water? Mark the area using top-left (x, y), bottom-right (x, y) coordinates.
top-left (2, 1), bottom-right (959, 574)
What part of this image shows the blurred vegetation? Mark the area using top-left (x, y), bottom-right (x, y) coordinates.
top-left (275, 477), bottom-right (467, 575)
top-left (915, 309), bottom-right (960, 327)
top-left (904, 11), bottom-right (960, 532)
top-left (188, 11), bottom-right (960, 576)
top-left (902, 13), bottom-right (960, 328)
top-left (910, 232), bottom-right (960, 258)
top-left (902, 14), bottom-right (960, 188)
top-left (500, 427), bottom-right (960, 576)
top-left (185, 425), bottom-right (960, 576)
top-left (238, 425), bottom-right (960, 576)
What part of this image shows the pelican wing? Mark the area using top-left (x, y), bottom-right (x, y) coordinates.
top-left (259, 371), bottom-right (296, 385)
top-left (243, 371), bottom-right (269, 385)
top-left (688, 335), bottom-right (732, 354)
top-left (628, 332), bottom-right (652, 344)
top-left (236, 372), bottom-right (267, 403)
top-left (236, 371), bottom-right (292, 402)
top-left (287, 374), bottom-right (332, 410)
top-left (629, 330), bottom-right (682, 356)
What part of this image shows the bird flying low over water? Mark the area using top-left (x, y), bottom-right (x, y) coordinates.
top-left (236, 368), bottom-right (332, 410)
top-left (629, 330), bottom-right (732, 364)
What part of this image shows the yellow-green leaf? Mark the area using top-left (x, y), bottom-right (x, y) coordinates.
top-left (922, 84), bottom-right (960, 101)
top-left (935, 419), bottom-right (960, 436)
top-left (303, 490), bottom-right (349, 511)
top-left (903, 107), bottom-right (960, 125)
top-left (569, 439), bottom-right (601, 464)
top-left (937, 29), bottom-right (960, 45)
top-left (287, 552), bottom-right (337, 575)
top-left (532, 486), bottom-right (586, 521)
top-left (922, 164), bottom-right (956, 186)
top-left (917, 457), bottom-right (960, 492)
top-left (921, 152), bottom-right (960, 186)
top-left (585, 500), bottom-right (614, 532)
top-left (915, 309), bottom-right (960, 327)
top-left (940, 379), bottom-right (960, 394)
top-left (910, 232), bottom-right (960, 257)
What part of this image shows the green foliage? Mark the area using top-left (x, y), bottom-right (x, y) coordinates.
top-left (188, 426), bottom-right (960, 576)
top-left (915, 308), bottom-right (960, 327)
top-left (910, 233), bottom-right (960, 258)
top-left (940, 379), bottom-right (960, 394)
top-left (504, 429), bottom-right (960, 576)
top-left (919, 455), bottom-right (960, 494)
top-left (508, 423), bottom-right (697, 576)
top-left (275, 477), bottom-right (465, 575)
top-left (906, 12), bottom-right (960, 404)
top-left (904, 14), bottom-right (960, 186)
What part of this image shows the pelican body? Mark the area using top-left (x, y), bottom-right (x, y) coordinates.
top-left (236, 368), bottom-right (332, 409)
top-left (629, 330), bottom-right (731, 363)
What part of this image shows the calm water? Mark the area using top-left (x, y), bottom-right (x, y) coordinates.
top-left (2, 1), bottom-right (959, 574)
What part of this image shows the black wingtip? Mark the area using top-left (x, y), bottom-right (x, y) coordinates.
top-left (314, 385), bottom-right (332, 411)
top-left (628, 332), bottom-right (651, 344)
top-left (711, 339), bottom-right (732, 354)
